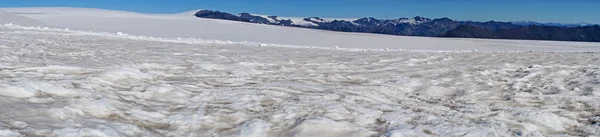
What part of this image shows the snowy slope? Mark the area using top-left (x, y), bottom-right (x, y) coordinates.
top-left (1, 23), bottom-right (600, 137)
top-left (2, 7), bottom-right (600, 51)
top-left (0, 9), bottom-right (46, 27)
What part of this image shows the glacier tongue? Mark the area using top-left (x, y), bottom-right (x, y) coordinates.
top-left (0, 25), bottom-right (600, 137)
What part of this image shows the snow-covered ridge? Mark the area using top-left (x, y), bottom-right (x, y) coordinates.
top-left (194, 9), bottom-right (433, 27)
top-left (0, 23), bottom-right (405, 52)
top-left (0, 23), bottom-right (508, 53)
top-left (192, 9), bottom-right (600, 42)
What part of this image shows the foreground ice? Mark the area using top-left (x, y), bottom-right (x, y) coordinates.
top-left (1, 26), bottom-right (600, 137)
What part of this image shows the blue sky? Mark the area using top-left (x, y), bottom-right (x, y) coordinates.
top-left (1, 0), bottom-right (598, 24)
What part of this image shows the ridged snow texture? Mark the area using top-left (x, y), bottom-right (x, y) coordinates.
top-left (0, 25), bottom-right (600, 137)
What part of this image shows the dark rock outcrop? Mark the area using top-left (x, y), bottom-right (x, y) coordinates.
top-left (194, 10), bottom-right (249, 22)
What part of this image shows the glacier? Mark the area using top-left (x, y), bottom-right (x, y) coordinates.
top-left (1, 23), bottom-right (600, 137)
top-left (0, 7), bottom-right (600, 137)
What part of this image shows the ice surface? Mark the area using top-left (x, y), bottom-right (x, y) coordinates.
top-left (1, 7), bottom-right (600, 137)
top-left (1, 23), bottom-right (600, 136)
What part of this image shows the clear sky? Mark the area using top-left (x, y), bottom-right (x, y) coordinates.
top-left (1, 0), bottom-right (598, 24)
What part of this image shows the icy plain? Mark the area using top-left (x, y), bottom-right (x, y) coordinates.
top-left (1, 8), bottom-right (600, 137)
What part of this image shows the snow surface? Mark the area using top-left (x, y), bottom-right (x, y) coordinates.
top-left (0, 9), bottom-right (46, 27)
top-left (3, 7), bottom-right (600, 51)
top-left (1, 7), bottom-right (600, 137)
top-left (2, 24), bottom-right (600, 136)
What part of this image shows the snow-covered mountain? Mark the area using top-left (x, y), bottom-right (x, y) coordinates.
top-left (194, 10), bottom-right (525, 37)
top-left (511, 21), bottom-right (596, 27)
top-left (444, 24), bottom-right (600, 42)
top-left (194, 10), bottom-right (600, 42)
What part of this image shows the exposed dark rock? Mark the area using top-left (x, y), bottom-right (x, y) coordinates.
top-left (239, 13), bottom-right (271, 24)
top-left (194, 10), bottom-right (249, 22)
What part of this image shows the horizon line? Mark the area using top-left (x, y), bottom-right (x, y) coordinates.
top-left (2, 6), bottom-right (598, 25)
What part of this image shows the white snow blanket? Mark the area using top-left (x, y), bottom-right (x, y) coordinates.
top-left (0, 7), bottom-right (599, 137)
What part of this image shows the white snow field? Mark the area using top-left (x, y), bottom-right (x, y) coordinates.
top-left (1, 7), bottom-right (600, 137)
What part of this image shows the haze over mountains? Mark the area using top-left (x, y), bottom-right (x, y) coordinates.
top-left (195, 10), bottom-right (600, 42)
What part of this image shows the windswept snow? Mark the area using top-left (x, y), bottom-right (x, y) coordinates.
top-left (1, 22), bottom-right (600, 136)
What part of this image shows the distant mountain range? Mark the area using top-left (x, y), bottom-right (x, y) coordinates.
top-left (194, 10), bottom-right (600, 42)
top-left (510, 21), bottom-right (596, 28)
top-left (444, 25), bottom-right (600, 42)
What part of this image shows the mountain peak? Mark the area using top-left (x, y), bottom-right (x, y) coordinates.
top-left (414, 16), bottom-right (430, 21)
top-left (303, 17), bottom-right (328, 23)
